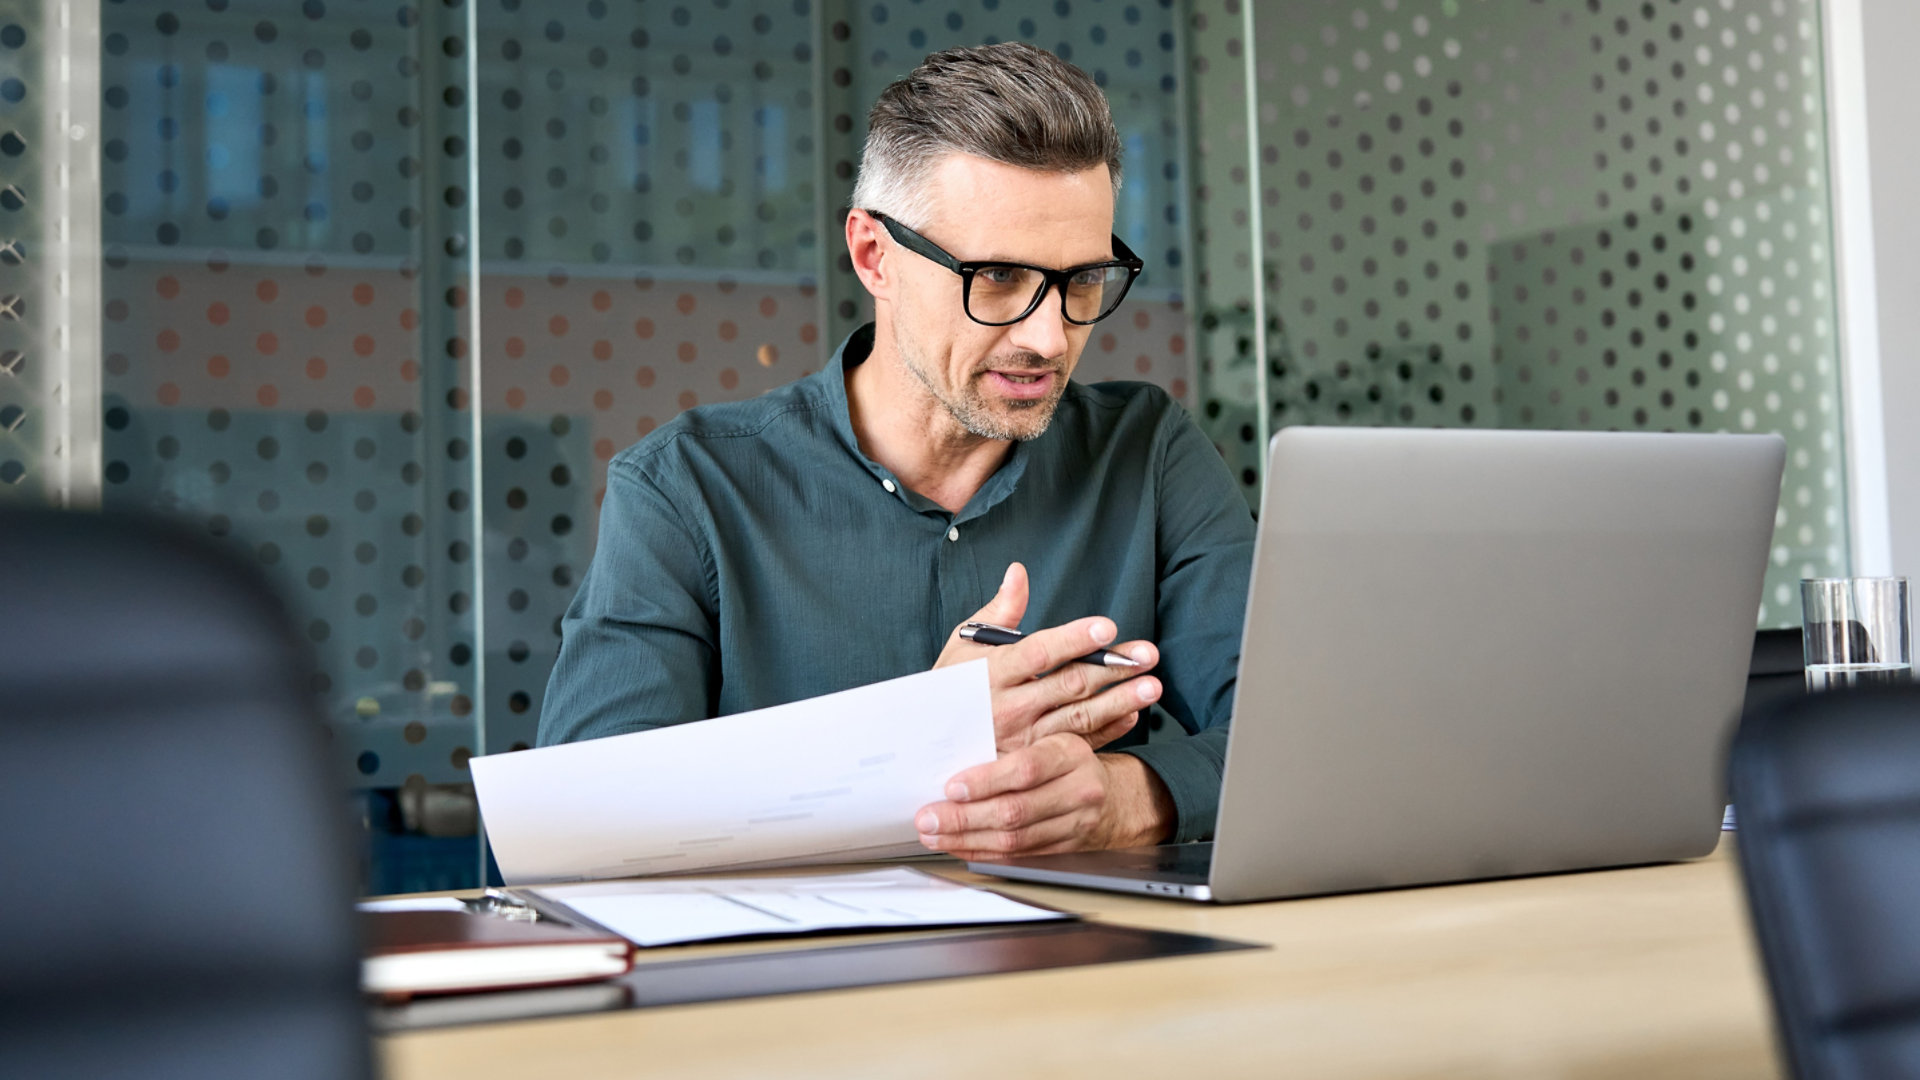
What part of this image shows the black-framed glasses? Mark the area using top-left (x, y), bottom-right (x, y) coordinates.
top-left (867, 211), bottom-right (1145, 327)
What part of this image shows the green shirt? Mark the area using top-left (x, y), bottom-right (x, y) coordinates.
top-left (538, 324), bottom-right (1256, 843)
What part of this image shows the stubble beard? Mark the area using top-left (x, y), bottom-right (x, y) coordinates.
top-left (895, 330), bottom-right (1069, 443)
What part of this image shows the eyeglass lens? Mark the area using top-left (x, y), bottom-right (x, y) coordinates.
top-left (965, 265), bottom-right (1132, 325)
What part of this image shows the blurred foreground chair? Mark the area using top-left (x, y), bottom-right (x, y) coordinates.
top-left (0, 509), bottom-right (371, 1080)
top-left (1729, 685), bottom-right (1920, 1080)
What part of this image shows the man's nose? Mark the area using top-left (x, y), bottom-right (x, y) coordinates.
top-left (1006, 286), bottom-right (1071, 361)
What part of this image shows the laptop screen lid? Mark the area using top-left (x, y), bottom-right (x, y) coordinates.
top-left (1206, 428), bottom-right (1784, 903)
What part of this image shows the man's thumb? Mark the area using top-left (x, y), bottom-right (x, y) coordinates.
top-left (969, 561), bottom-right (1029, 628)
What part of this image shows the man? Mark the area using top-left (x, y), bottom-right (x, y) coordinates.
top-left (540, 43), bottom-right (1254, 857)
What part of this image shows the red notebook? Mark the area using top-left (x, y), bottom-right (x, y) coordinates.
top-left (362, 910), bottom-right (632, 999)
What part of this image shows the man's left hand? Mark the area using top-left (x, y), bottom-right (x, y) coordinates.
top-left (914, 734), bottom-right (1175, 859)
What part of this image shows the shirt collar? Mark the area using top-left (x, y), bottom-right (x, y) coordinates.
top-left (813, 323), bottom-right (1032, 525)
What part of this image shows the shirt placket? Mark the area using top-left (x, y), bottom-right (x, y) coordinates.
top-left (933, 510), bottom-right (982, 654)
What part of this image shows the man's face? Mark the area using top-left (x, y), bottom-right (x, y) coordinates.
top-left (885, 156), bottom-right (1116, 442)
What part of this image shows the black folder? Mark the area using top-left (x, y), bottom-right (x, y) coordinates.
top-left (373, 920), bottom-right (1262, 1032)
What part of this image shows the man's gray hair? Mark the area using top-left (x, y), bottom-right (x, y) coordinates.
top-left (851, 42), bottom-right (1123, 230)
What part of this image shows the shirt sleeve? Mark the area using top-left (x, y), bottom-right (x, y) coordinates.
top-left (1114, 403), bottom-right (1256, 843)
top-left (536, 456), bottom-right (719, 746)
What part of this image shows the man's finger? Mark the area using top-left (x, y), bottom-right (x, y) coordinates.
top-left (934, 564), bottom-right (1030, 673)
top-left (1023, 674), bottom-right (1161, 743)
top-left (961, 562), bottom-right (1027, 637)
top-left (1080, 712), bottom-right (1138, 751)
top-left (916, 767), bottom-right (1106, 853)
top-left (996, 639), bottom-right (1157, 716)
top-left (991, 617), bottom-right (1123, 687)
top-left (939, 733), bottom-right (1088, 809)
top-left (946, 841), bottom-right (1082, 861)
top-left (919, 808), bottom-right (1082, 856)
top-left (945, 832), bottom-right (1089, 861)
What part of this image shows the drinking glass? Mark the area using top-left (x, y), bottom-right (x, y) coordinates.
top-left (1800, 577), bottom-right (1912, 690)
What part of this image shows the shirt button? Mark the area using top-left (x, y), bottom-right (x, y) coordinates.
top-left (882, 479), bottom-right (896, 493)
top-left (946, 526), bottom-right (959, 542)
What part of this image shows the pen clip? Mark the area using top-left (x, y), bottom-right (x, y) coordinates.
top-left (466, 888), bottom-right (542, 922)
top-left (960, 621), bottom-right (1019, 636)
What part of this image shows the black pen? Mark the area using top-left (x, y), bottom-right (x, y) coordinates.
top-left (959, 621), bottom-right (1142, 669)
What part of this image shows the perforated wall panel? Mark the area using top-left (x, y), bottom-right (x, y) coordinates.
top-left (1241, 0), bottom-right (1846, 624)
top-left (95, 0), bottom-right (483, 790)
top-left (471, 0), bottom-right (830, 754)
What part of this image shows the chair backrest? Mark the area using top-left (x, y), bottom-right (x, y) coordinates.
top-left (0, 509), bottom-right (371, 1080)
top-left (1744, 627), bottom-right (1806, 716)
top-left (1728, 685), bottom-right (1920, 1080)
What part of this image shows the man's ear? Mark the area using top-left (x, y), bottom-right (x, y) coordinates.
top-left (845, 209), bottom-right (892, 301)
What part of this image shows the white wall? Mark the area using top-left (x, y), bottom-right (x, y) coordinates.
top-left (1838, 0), bottom-right (1920, 577)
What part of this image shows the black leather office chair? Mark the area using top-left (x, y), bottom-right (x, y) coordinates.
top-left (0, 509), bottom-right (372, 1080)
top-left (1728, 685), bottom-right (1920, 1080)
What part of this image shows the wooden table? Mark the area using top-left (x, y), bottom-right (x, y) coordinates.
top-left (379, 840), bottom-right (1780, 1079)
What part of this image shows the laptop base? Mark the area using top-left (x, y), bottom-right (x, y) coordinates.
top-left (969, 843), bottom-right (1216, 902)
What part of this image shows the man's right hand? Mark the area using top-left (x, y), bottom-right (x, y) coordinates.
top-left (934, 562), bottom-right (1161, 754)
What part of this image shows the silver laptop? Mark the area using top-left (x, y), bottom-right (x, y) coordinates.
top-left (970, 427), bottom-right (1785, 903)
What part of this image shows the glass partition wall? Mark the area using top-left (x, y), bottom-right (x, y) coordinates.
top-left (0, 0), bottom-right (1849, 890)
top-left (1185, 0), bottom-right (1848, 625)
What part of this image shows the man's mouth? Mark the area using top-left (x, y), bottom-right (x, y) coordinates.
top-left (983, 369), bottom-right (1057, 400)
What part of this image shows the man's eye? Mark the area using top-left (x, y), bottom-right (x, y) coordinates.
top-left (980, 267), bottom-right (1018, 286)
top-left (1069, 269), bottom-right (1106, 288)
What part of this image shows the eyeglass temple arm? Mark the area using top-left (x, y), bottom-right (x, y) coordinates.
top-left (864, 210), bottom-right (965, 273)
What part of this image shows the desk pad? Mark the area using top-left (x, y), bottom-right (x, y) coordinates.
top-left (373, 921), bottom-right (1263, 1032)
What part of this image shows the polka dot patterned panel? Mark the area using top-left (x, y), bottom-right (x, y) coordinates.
top-left (474, 0), bottom-right (821, 272)
top-left (476, 269), bottom-right (825, 748)
top-left (1242, 0), bottom-right (1846, 626)
top-left (471, 0), bottom-right (835, 752)
top-left (95, 2), bottom-right (484, 788)
top-left (0, 5), bottom-right (44, 499)
top-left (817, 0), bottom-right (1195, 402)
top-left (100, 1), bottom-right (454, 262)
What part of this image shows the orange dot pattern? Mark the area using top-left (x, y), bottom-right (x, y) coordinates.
top-left (100, 250), bottom-right (480, 797)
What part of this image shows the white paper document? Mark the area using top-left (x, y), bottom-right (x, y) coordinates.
top-left (470, 662), bottom-right (996, 884)
top-left (355, 897), bottom-right (469, 914)
top-left (525, 867), bottom-right (1069, 947)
